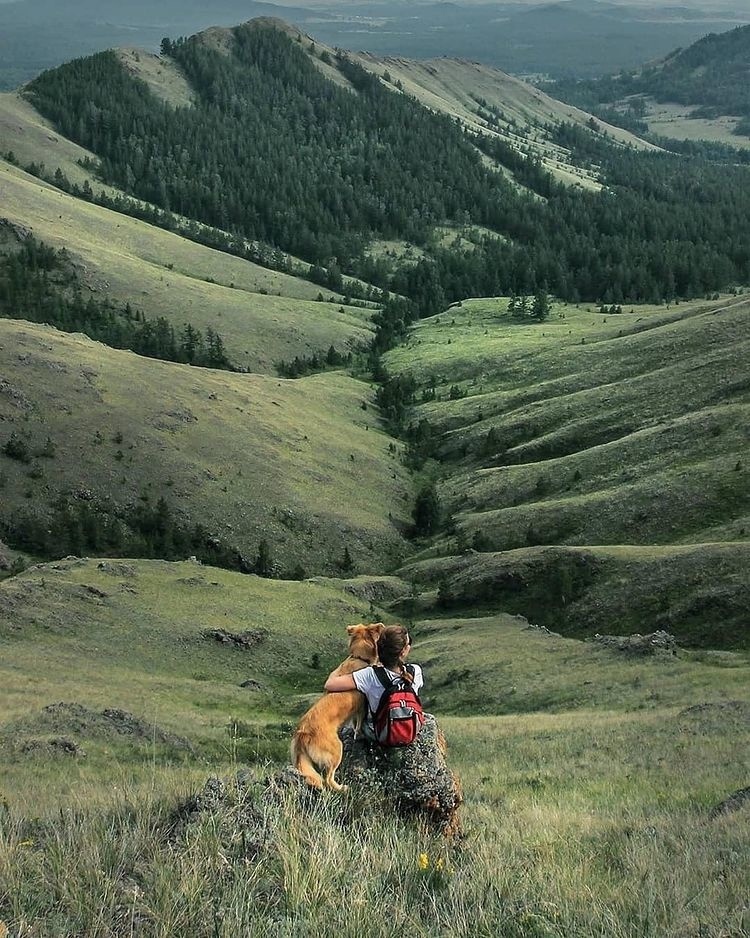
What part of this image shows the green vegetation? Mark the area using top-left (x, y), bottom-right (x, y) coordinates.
top-left (0, 234), bottom-right (233, 369)
top-left (1, 561), bottom-right (748, 935)
top-left (0, 319), bottom-right (410, 577)
top-left (23, 20), bottom-right (750, 311)
top-left (384, 295), bottom-right (750, 647)
top-left (553, 24), bottom-right (750, 140)
top-left (0, 159), bottom-right (375, 375)
top-left (1, 20), bottom-right (750, 935)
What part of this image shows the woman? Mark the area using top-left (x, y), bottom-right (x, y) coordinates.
top-left (324, 624), bottom-right (423, 739)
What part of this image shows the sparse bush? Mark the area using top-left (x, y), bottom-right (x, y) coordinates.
top-left (2, 432), bottom-right (31, 463)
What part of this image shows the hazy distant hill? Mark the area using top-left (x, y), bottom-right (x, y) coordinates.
top-left (632, 24), bottom-right (750, 133)
top-left (1, 0), bottom-right (748, 89)
top-left (554, 23), bottom-right (750, 141)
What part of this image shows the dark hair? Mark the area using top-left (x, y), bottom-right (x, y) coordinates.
top-left (377, 625), bottom-right (413, 683)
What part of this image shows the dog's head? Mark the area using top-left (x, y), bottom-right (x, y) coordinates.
top-left (346, 622), bottom-right (385, 663)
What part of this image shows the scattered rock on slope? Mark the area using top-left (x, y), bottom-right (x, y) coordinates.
top-left (593, 629), bottom-right (677, 656)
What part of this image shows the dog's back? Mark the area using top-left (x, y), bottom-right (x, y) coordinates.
top-left (291, 623), bottom-right (383, 791)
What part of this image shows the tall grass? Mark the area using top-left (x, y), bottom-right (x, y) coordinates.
top-left (2, 705), bottom-right (748, 938)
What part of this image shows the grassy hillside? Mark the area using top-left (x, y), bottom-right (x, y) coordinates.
top-left (352, 51), bottom-right (659, 192)
top-left (1, 558), bottom-right (748, 935)
top-left (0, 319), bottom-right (411, 576)
top-left (0, 557), bottom-right (383, 806)
top-left (0, 160), bottom-right (374, 373)
top-left (383, 295), bottom-right (750, 646)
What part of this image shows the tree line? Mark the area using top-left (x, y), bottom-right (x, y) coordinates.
top-left (0, 235), bottom-right (233, 369)
top-left (24, 23), bottom-right (750, 311)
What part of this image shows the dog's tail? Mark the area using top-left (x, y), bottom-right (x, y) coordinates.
top-left (290, 731), bottom-right (325, 789)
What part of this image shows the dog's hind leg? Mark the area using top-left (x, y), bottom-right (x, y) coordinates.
top-left (291, 736), bottom-right (325, 789)
top-left (322, 739), bottom-right (347, 793)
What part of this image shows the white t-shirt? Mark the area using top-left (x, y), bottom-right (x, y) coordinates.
top-left (352, 664), bottom-right (424, 717)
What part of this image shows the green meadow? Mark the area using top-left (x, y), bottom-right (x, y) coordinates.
top-left (0, 161), bottom-right (373, 373)
top-left (0, 23), bottom-right (748, 937)
top-left (384, 295), bottom-right (750, 649)
top-left (1, 559), bottom-right (748, 936)
top-left (0, 319), bottom-right (410, 576)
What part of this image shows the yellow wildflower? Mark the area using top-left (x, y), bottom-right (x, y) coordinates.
top-left (418, 852), bottom-right (429, 870)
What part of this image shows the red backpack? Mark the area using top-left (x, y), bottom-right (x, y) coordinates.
top-left (372, 665), bottom-right (425, 746)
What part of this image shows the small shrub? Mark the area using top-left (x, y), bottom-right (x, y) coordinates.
top-left (2, 432), bottom-right (31, 463)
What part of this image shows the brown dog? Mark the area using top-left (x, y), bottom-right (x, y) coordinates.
top-left (291, 622), bottom-right (384, 791)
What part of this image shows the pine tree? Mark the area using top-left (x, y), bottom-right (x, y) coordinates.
top-left (412, 484), bottom-right (440, 538)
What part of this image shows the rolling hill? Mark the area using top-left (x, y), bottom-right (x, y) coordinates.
top-left (0, 318), bottom-right (411, 576)
top-left (1, 16), bottom-right (749, 936)
top-left (554, 23), bottom-right (750, 145)
top-left (384, 295), bottom-right (750, 647)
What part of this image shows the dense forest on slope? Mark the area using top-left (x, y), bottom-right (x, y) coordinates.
top-left (24, 21), bottom-right (750, 309)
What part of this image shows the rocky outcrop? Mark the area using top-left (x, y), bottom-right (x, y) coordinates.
top-left (593, 629), bottom-right (677, 656)
top-left (710, 786), bottom-right (750, 819)
top-left (177, 715), bottom-right (462, 845)
top-left (203, 627), bottom-right (266, 649)
top-left (338, 714), bottom-right (463, 837)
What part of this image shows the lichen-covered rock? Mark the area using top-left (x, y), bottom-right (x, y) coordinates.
top-left (593, 629), bottom-right (677, 656)
top-left (339, 713), bottom-right (462, 837)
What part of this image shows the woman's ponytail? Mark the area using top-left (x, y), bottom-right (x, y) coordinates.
top-left (377, 625), bottom-right (412, 676)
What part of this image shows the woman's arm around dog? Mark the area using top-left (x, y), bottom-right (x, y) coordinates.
top-left (324, 671), bottom-right (357, 693)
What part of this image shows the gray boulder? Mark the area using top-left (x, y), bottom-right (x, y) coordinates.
top-left (593, 629), bottom-right (677, 656)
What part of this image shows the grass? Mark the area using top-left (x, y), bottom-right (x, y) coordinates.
top-left (0, 557), bottom-right (383, 808)
top-left (0, 319), bottom-right (411, 575)
top-left (116, 49), bottom-right (195, 109)
top-left (1, 563), bottom-right (748, 936)
top-left (383, 294), bottom-right (750, 644)
top-left (0, 160), bottom-right (374, 373)
top-left (641, 98), bottom-right (750, 150)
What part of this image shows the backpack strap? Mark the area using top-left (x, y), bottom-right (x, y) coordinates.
top-left (374, 665), bottom-right (414, 688)
top-left (373, 666), bottom-right (393, 690)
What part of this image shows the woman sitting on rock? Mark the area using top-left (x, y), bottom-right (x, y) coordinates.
top-left (324, 624), bottom-right (423, 742)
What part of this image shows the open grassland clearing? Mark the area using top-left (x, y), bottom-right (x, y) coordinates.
top-left (0, 320), bottom-right (410, 575)
top-left (0, 572), bottom-right (748, 936)
top-left (0, 557), bottom-right (385, 807)
top-left (384, 297), bottom-right (750, 535)
top-left (0, 92), bottom-right (120, 195)
top-left (115, 48), bottom-right (195, 108)
top-left (640, 98), bottom-right (750, 149)
top-left (0, 161), bottom-right (372, 373)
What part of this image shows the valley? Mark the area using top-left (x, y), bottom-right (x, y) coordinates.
top-left (0, 15), bottom-right (748, 937)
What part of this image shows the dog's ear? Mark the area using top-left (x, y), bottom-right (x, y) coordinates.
top-left (346, 623), bottom-right (365, 635)
top-left (369, 622), bottom-right (386, 639)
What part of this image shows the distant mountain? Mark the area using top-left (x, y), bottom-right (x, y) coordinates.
top-left (634, 24), bottom-right (750, 127)
top-left (0, 0), bottom-right (748, 88)
top-left (0, 0), bottom-right (314, 89)
top-left (553, 23), bottom-right (750, 139)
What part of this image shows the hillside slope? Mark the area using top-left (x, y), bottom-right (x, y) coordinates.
top-left (384, 295), bottom-right (750, 646)
top-left (0, 319), bottom-right (410, 575)
top-left (352, 52), bottom-right (659, 191)
top-left (553, 23), bottom-right (750, 145)
top-left (0, 160), bottom-right (373, 372)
